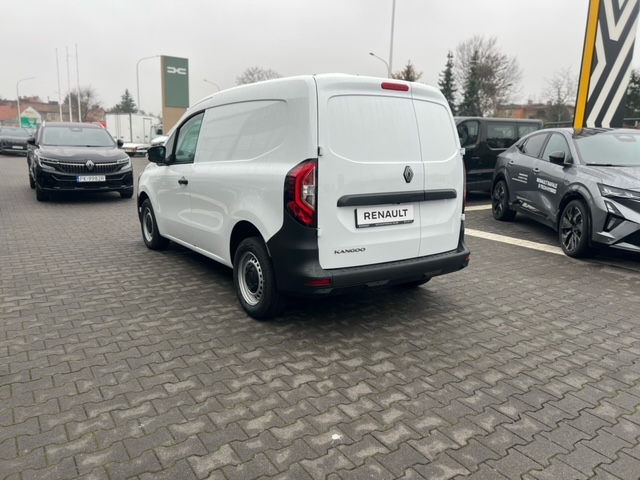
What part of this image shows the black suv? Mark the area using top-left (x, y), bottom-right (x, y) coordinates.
top-left (27, 122), bottom-right (134, 201)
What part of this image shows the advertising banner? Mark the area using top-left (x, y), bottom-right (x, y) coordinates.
top-left (575, 0), bottom-right (640, 128)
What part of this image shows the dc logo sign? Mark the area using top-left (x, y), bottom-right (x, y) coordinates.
top-left (167, 66), bottom-right (187, 75)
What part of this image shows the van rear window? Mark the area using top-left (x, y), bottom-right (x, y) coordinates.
top-left (327, 96), bottom-right (421, 163)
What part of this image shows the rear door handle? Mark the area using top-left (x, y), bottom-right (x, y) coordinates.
top-left (178, 177), bottom-right (188, 185)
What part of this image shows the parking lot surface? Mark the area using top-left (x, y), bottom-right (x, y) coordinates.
top-left (2, 153), bottom-right (640, 479)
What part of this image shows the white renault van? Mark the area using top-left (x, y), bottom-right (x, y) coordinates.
top-left (138, 74), bottom-right (469, 319)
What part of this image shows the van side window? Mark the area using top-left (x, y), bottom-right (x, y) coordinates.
top-left (457, 121), bottom-right (479, 147)
top-left (174, 113), bottom-right (204, 164)
top-left (541, 133), bottom-right (571, 162)
top-left (520, 133), bottom-right (548, 157)
top-left (197, 100), bottom-right (287, 162)
top-left (486, 123), bottom-right (517, 149)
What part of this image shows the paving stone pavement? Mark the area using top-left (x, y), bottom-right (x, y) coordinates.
top-left (2, 154), bottom-right (640, 479)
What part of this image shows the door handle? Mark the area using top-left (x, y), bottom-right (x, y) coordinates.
top-left (178, 177), bottom-right (188, 185)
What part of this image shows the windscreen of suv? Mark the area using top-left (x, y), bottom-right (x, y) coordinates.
top-left (1, 128), bottom-right (29, 137)
top-left (575, 132), bottom-right (640, 166)
top-left (42, 126), bottom-right (115, 147)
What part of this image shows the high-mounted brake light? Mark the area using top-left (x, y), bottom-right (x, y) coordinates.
top-left (285, 160), bottom-right (317, 227)
top-left (381, 82), bottom-right (409, 92)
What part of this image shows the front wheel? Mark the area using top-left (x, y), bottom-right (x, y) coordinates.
top-left (233, 237), bottom-right (286, 320)
top-left (29, 173), bottom-right (35, 189)
top-left (559, 199), bottom-right (593, 258)
top-left (140, 199), bottom-right (169, 250)
top-left (492, 179), bottom-right (516, 221)
top-left (35, 183), bottom-right (48, 202)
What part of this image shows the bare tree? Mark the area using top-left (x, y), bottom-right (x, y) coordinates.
top-left (236, 67), bottom-right (282, 85)
top-left (455, 35), bottom-right (522, 116)
top-left (542, 67), bottom-right (577, 122)
top-left (64, 86), bottom-right (103, 122)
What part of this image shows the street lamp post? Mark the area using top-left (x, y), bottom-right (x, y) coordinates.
top-left (16, 77), bottom-right (36, 127)
top-left (389, 0), bottom-right (396, 78)
top-left (369, 52), bottom-right (391, 78)
top-left (370, 0), bottom-right (397, 79)
top-left (203, 79), bottom-right (221, 92)
top-left (136, 55), bottom-right (160, 112)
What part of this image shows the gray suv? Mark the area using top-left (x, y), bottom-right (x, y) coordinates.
top-left (491, 127), bottom-right (640, 257)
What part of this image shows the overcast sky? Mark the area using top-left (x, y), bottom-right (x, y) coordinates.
top-left (2, 0), bottom-right (638, 117)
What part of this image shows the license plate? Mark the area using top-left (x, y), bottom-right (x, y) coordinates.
top-left (356, 205), bottom-right (414, 228)
top-left (77, 175), bottom-right (106, 182)
top-left (12, 145), bottom-right (23, 149)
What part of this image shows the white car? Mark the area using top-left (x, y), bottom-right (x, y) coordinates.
top-left (137, 74), bottom-right (469, 319)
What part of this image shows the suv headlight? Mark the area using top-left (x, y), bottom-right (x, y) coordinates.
top-left (116, 156), bottom-right (131, 169)
top-left (598, 184), bottom-right (640, 201)
top-left (37, 156), bottom-right (60, 168)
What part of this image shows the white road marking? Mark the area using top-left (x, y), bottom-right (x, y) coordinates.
top-left (466, 228), bottom-right (565, 255)
top-left (465, 205), bottom-right (492, 211)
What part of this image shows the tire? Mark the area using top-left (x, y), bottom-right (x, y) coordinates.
top-left (233, 237), bottom-right (286, 320)
top-left (120, 189), bottom-right (134, 199)
top-left (35, 183), bottom-right (48, 202)
top-left (492, 179), bottom-right (516, 221)
top-left (559, 199), bottom-right (593, 258)
top-left (140, 199), bottom-right (169, 250)
top-left (29, 173), bottom-right (35, 189)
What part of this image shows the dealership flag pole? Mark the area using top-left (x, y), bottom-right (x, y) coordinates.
top-left (66, 46), bottom-right (73, 122)
top-left (574, 0), bottom-right (640, 128)
top-left (56, 49), bottom-right (63, 121)
top-left (76, 44), bottom-right (82, 122)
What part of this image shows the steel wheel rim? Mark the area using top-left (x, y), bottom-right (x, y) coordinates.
top-left (560, 205), bottom-right (583, 252)
top-left (143, 209), bottom-right (154, 243)
top-left (238, 252), bottom-right (263, 306)
top-left (493, 183), bottom-right (506, 217)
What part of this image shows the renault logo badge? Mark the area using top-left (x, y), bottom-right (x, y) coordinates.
top-left (86, 160), bottom-right (95, 171)
top-left (403, 166), bottom-right (413, 183)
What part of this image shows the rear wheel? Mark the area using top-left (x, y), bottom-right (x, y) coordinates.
top-left (492, 179), bottom-right (516, 221)
top-left (559, 199), bottom-right (593, 258)
top-left (140, 199), bottom-right (169, 250)
top-left (233, 237), bottom-right (286, 320)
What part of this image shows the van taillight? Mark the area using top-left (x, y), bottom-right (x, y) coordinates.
top-left (285, 160), bottom-right (317, 227)
top-left (463, 164), bottom-right (467, 213)
top-left (381, 82), bottom-right (409, 92)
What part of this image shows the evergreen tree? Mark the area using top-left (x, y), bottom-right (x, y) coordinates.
top-left (626, 69), bottom-right (640, 118)
top-left (438, 51), bottom-right (457, 115)
top-left (458, 50), bottom-right (482, 117)
top-left (111, 89), bottom-right (138, 113)
top-left (392, 60), bottom-right (422, 82)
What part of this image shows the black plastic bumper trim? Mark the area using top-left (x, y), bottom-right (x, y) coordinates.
top-left (337, 189), bottom-right (457, 207)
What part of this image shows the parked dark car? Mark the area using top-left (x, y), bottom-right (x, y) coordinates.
top-left (455, 117), bottom-right (543, 191)
top-left (27, 122), bottom-right (133, 201)
top-left (0, 126), bottom-right (31, 155)
top-left (491, 127), bottom-right (640, 257)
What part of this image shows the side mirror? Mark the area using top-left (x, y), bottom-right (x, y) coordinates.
top-left (147, 145), bottom-right (166, 164)
top-left (27, 137), bottom-right (36, 146)
top-left (117, 138), bottom-right (124, 148)
top-left (548, 151), bottom-right (566, 164)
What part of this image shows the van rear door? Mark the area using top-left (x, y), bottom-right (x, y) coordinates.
top-left (315, 76), bottom-right (462, 270)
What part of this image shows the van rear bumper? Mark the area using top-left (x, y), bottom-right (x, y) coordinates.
top-left (267, 215), bottom-right (470, 296)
